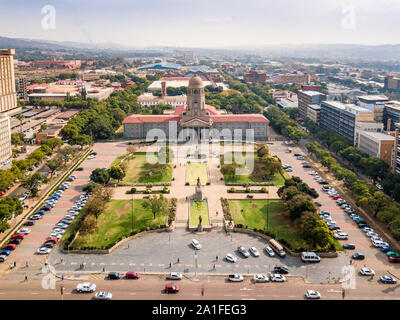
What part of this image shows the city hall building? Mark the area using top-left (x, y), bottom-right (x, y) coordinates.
top-left (123, 75), bottom-right (269, 141)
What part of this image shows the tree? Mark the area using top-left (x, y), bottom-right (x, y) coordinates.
top-left (357, 191), bottom-right (390, 216)
top-left (42, 138), bottom-right (63, 150)
top-left (302, 214), bottom-right (335, 251)
top-left (361, 157), bottom-right (389, 184)
top-left (22, 173), bottom-right (46, 197)
top-left (69, 134), bottom-right (92, 148)
top-left (16, 114), bottom-right (24, 133)
top-left (109, 165), bottom-right (125, 183)
top-left (142, 194), bottom-right (168, 219)
top-left (47, 157), bottom-right (63, 177)
top-left (90, 168), bottom-right (110, 185)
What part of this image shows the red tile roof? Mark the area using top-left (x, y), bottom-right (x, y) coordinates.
top-left (122, 115), bottom-right (181, 124)
top-left (210, 114), bottom-right (269, 123)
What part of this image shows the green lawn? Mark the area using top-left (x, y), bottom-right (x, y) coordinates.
top-left (112, 153), bottom-right (172, 184)
top-left (221, 152), bottom-right (285, 185)
top-left (228, 199), bottom-right (342, 251)
top-left (70, 200), bottom-right (167, 249)
top-left (187, 163), bottom-right (209, 185)
top-left (190, 200), bottom-right (210, 227)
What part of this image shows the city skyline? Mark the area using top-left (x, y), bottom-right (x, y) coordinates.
top-left (1, 0), bottom-right (400, 48)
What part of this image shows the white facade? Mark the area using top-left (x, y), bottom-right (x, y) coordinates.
top-left (0, 115), bottom-right (12, 162)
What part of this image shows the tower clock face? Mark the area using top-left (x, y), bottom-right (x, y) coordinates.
top-left (194, 89), bottom-right (199, 94)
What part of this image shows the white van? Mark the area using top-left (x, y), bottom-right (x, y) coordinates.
top-left (301, 252), bottom-right (321, 263)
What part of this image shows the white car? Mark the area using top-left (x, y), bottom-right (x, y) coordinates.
top-left (363, 227), bottom-right (374, 233)
top-left (49, 233), bottom-right (62, 239)
top-left (17, 228), bottom-right (31, 234)
top-left (53, 228), bottom-right (66, 234)
top-left (64, 215), bottom-right (75, 220)
top-left (76, 283), bottom-right (96, 293)
top-left (168, 272), bottom-right (182, 280)
top-left (237, 246), bottom-right (250, 258)
top-left (253, 274), bottom-right (269, 283)
top-left (56, 223), bottom-right (69, 229)
top-left (191, 239), bottom-right (202, 250)
top-left (334, 232), bottom-right (348, 240)
top-left (372, 239), bottom-right (384, 248)
top-left (225, 253), bottom-right (237, 263)
top-left (94, 291), bottom-right (112, 300)
top-left (366, 231), bottom-right (379, 238)
top-left (264, 246), bottom-right (275, 257)
top-left (370, 236), bottom-right (383, 242)
top-left (309, 171), bottom-right (318, 175)
top-left (359, 267), bottom-right (375, 276)
top-left (270, 274), bottom-right (286, 282)
top-left (305, 290), bottom-right (321, 299)
top-left (228, 274), bottom-right (243, 282)
top-left (249, 247), bottom-right (260, 257)
top-left (37, 247), bottom-right (51, 255)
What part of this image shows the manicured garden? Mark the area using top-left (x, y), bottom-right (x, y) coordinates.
top-left (228, 199), bottom-right (342, 251)
top-left (112, 153), bottom-right (172, 185)
top-left (187, 163), bottom-right (209, 185)
top-left (69, 199), bottom-right (167, 249)
top-left (189, 200), bottom-right (210, 227)
top-left (221, 151), bottom-right (285, 185)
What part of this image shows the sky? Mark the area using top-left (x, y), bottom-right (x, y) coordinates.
top-left (0, 0), bottom-right (400, 48)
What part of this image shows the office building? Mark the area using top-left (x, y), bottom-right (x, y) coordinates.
top-left (320, 101), bottom-right (374, 142)
top-left (383, 101), bottom-right (400, 131)
top-left (354, 121), bottom-right (384, 147)
top-left (298, 90), bottom-right (326, 119)
top-left (385, 75), bottom-right (400, 91)
top-left (244, 70), bottom-right (267, 84)
top-left (0, 115), bottom-right (11, 162)
top-left (358, 131), bottom-right (394, 170)
top-left (357, 95), bottom-right (389, 123)
top-left (0, 49), bottom-right (18, 114)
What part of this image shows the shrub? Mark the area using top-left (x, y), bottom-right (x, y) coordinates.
top-left (130, 187), bottom-right (136, 194)
top-left (162, 187), bottom-right (169, 193)
top-left (245, 187), bottom-right (251, 193)
top-left (144, 188), bottom-right (152, 194)
top-left (185, 182), bottom-right (189, 186)
top-left (228, 187), bottom-right (235, 193)
top-left (260, 187), bottom-right (267, 193)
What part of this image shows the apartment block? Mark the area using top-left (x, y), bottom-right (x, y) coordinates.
top-left (0, 115), bottom-right (11, 162)
top-left (383, 101), bottom-right (400, 131)
top-left (354, 121), bottom-right (384, 147)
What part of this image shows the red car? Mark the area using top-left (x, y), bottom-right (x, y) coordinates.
top-left (3, 244), bottom-right (17, 251)
top-left (389, 256), bottom-right (400, 263)
top-left (11, 233), bottom-right (25, 240)
top-left (45, 237), bottom-right (58, 244)
top-left (126, 271), bottom-right (140, 279)
top-left (332, 196), bottom-right (342, 200)
top-left (164, 284), bottom-right (179, 293)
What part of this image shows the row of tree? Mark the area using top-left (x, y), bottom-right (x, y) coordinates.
top-left (264, 106), bottom-right (307, 143)
top-left (306, 141), bottom-right (400, 240)
top-left (278, 177), bottom-right (336, 251)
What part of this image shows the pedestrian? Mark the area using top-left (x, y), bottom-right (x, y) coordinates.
top-left (201, 287), bottom-right (204, 297)
top-left (169, 262), bottom-right (171, 268)
top-left (103, 267), bottom-right (105, 273)
top-left (213, 264), bottom-right (216, 270)
top-left (25, 261), bottom-right (28, 268)
top-left (24, 274), bottom-right (28, 281)
top-left (60, 257), bottom-right (63, 264)
top-left (61, 274), bottom-right (64, 281)
top-left (9, 264), bottom-right (13, 270)
top-left (13, 261), bottom-right (16, 268)
top-left (216, 211), bottom-right (218, 216)
top-left (177, 257), bottom-right (180, 263)
top-left (216, 255), bottom-right (218, 261)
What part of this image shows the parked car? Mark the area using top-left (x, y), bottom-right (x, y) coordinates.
top-left (343, 243), bottom-right (356, 250)
top-left (379, 275), bottom-right (397, 284)
top-left (249, 247), bottom-right (260, 257)
top-left (359, 267), bottom-right (375, 276)
top-left (228, 274), bottom-right (243, 282)
top-left (125, 271), bottom-right (140, 279)
top-left (264, 246), bottom-right (275, 257)
top-left (225, 253), bottom-right (237, 263)
top-left (253, 274), bottom-right (269, 283)
top-left (334, 232), bottom-right (348, 240)
top-left (270, 274), bottom-right (286, 282)
top-left (36, 247), bottom-right (51, 255)
top-left (381, 245), bottom-right (392, 253)
top-left (108, 272), bottom-right (121, 280)
top-left (387, 251), bottom-right (400, 258)
top-left (3, 244), bottom-right (17, 251)
top-left (389, 256), bottom-right (400, 263)
top-left (24, 220), bottom-right (35, 226)
top-left (237, 246), bottom-right (250, 258)
top-left (274, 266), bottom-right (289, 274)
top-left (168, 272), bottom-right (182, 280)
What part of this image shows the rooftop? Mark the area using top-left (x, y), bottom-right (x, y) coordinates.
top-left (358, 95), bottom-right (389, 102)
top-left (361, 131), bottom-right (395, 141)
top-left (299, 90), bottom-right (325, 97)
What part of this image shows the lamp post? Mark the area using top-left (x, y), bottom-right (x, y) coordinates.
top-left (131, 194), bottom-right (134, 233)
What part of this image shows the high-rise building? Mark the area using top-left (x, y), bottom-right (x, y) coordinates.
top-left (0, 49), bottom-right (18, 114)
top-left (358, 131), bottom-right (394, 170)
top-left (320, 101), bottom-right (374, 142)
top-left (0, 115), bottom-right (11, 162)
top-left (384, 75), bottom-right (400, 91)
top-left (244, 70), bottom-right (267, 84)
top-left (297, 90), bottom-right (326, 119)
top-left (357, 95), bottom-right (389, 123)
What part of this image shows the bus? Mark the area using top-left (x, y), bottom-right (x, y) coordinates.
top-left (269, 239), bottom-right (286, 257)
